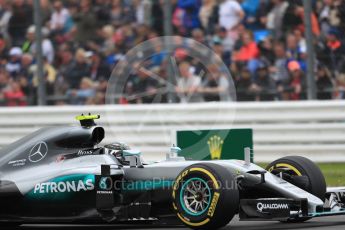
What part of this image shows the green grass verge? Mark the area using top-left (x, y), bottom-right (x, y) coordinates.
top-left (258, 163), bottom-right (345, 187)
top-left (317, 163), bottom-right (345, 187)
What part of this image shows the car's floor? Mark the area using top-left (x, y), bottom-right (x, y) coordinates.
top-left (4, 215), bottom-right (345, 230)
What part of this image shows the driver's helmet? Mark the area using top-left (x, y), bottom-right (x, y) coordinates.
top-left (104, 142), bottom-right (130, 163)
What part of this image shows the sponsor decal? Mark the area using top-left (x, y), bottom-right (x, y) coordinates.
top-left (77, 149), bottom-right (94, 156)
top-left (34, 179), bottom-right (94, 194)
top-left (173, 169), bottom-right (189, 198)
top-left (207, 192), bottom-right (220, 217)
top-left (207, 135), bottom-right (223, 160)
top-left (97, 190), bottom-right (113, 194)
top-left (8, 159), bottom-right (27, 167)
top-left (29, 142), bottom-right (48, 163)
top-left (257, 202), bottom-right (289, 212)
top-left (26, 174), bottom-right (95, 200)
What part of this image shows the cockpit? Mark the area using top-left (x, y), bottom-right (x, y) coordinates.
top-left (104, 142), bottom-right (144, 168)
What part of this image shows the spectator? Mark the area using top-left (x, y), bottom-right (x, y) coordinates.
top-left (0, 68), bottom-right (8, 88)
top-left (134, 24), bottom-right (150, 45)
top-left (24, 26), bottom-right (55, 64)
top-left (293, 29), bottom-right (307, 55)
top-left (316, 65), bottom-right (334, 100)
top-left (256, 0), bottom-right (273, 30)
top-left (110, 0), bottom-right (125, 26)
top-left (130, 67), bottom-right (159, 104)
top-left (318, 0), bottom-right (332, 37)
top-left (328, 0), bottom-right (345, 33)
top-left (50, 0), bottom-right (71, 34)
top-left (90, 52), bottom-right (111, 81)
top-left (5, 47), bottom-right (22, 77)
top-left (100, 25), bottom-right (115, 54)
top-left (40, 0), bottom-right (52, 25)
top-left (199, 0), bottom-right (218, 35)
top-left (72, 0), bottom-right (98, 44)
top-left (57, 48), bottom-right (74, 83)
top-left (292, 5), bottom-right (320, 37)
top-left (233, 30), bottom-right (259, 62)
top-left (266, 0), bottom-right (289, 39)
top-left (66, 48), bottom-right (91, 89)
top-left (0, 36), bottom-right (8, 62)
top-left (176, 0), bottom-right (202, 35)
top-left (151, 0), bottom-right (164, 35)
top-left (93, 0), bottom-right (111, 27)
top-left (8, 0), bottom-right (33, 46)
top-left (235, 67), bottom-right (255, 101)
top-left (241, 0), bottom-right (260, 29)
top-left (3, 81), bottom-right (26, 106)
top-left (286, 33), bottom-right (304, 62)
top-left (282, 3), bottom-right (303, 35)
top-left (191, 28), bottom-right (207, 45)
top-left (17, 74), bottom-right (30, 102)
top-left (0, 0), bottom-right (344, 106)
top-left (133, 0), bottom-right (151, 25)
top-left (252, 62), bottom-right (276, 101)
top-left (212, 42), bottom-right (231, 67)
top-left (0, 1), bottom-right (12, 42)
top-left (150, 43), bottom-right (166, 67)
top-left (287, 60), bottom-right (305, 100)
top-left (200, 64), bottom-right (231, 102)
top-left (336, 73), bottom-right (345, 99)
top-left (67, 77), bottom-right (96, 105)
top-left (19, 53), bottom-right (33, 80)
top-left (323, 29), bottom-right (345, 73)
top-left (257, 37), bottom-right (275, 64)
top-left (218, 0), bottom-right (245, 31)
top-left (270, 41), bottom-right (289, 84)
top-left (31, 57), bottom-right (57, 96)
top-left (176, 61), bottom-right (203, 103)
top-left (212, 26), bottom-right (234, 52)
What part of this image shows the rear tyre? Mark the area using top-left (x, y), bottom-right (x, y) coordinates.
top-left (266, 156), bottom-right (326, 222)
top-left (172, 163), bottom-right (239, 230)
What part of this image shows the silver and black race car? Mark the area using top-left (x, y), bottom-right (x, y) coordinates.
top-left (0, 114), bottom-right (345, 229)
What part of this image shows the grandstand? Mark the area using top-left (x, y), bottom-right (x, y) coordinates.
top-left (0, 0), bottom-right (343, 106)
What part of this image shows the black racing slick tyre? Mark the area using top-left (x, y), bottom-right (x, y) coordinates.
top-left (266, 156), bottom-right (327, 223)
top-left (172, 163), bottom-right (239, 230)
top-left (266, 156), bottom-right (326, 201)
top-left (0, 223), bottom-right (19, 229)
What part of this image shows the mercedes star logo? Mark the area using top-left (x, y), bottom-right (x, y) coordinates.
top-left (29, 142), bottom-right (48, 163)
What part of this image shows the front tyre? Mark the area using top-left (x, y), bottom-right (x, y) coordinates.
top-left (172, 163), bottom-right (239, 230)
top-left (266, 156), bottom-right (326, 223)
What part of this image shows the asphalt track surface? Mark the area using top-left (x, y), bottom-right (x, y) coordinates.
top-left (4, 215), bottom-right (345, 230)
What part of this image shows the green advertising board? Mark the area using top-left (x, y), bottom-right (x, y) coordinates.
top-left (176, 129), bottom-right (253, 162)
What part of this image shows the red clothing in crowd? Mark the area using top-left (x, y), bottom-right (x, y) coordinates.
top-left (297, 10), bottom-right (320, 37)
top-left (4, 90), bottom-right (27, 106)
top-left (233, 41), bottom-right (259, 62)
top-left (290, 78), bottom-right (302, 100)
top-left (327, 40), bottom-right (342, 50)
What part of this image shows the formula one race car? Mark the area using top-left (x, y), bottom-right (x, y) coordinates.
top-left (1, 114), bottom-right (345, 229)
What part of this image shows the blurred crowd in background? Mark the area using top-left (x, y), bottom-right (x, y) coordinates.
top-left (0, 0), bottom-right (344, 106)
